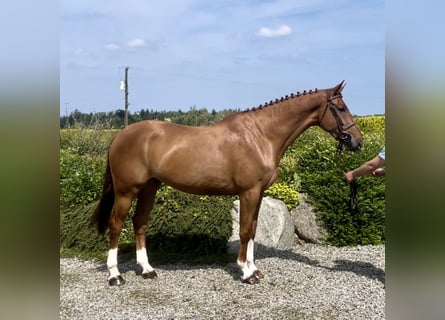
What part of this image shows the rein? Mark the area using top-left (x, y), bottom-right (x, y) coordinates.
top-left (333, 149), bottom-right (358, 212)
top-left (324, 95), bottom-right (359, 212)
top-left (333, 150), bottom-right (359, 213)
top-left (349, 180), bottom-right (358, 212)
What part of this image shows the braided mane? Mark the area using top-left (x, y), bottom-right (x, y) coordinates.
top-left (243, 87), bottom-right (319, 113)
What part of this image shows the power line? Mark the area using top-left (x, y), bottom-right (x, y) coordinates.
top-left (123, 66), bottom-right (384, 100)
top-left (130, 66), bottom-right (285, 89)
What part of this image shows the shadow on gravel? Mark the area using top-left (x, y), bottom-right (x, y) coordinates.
top-left (223, 242), bottom-right (322, 281)
top-left (323, 260), bottom-right (385, 285)
top-left (93, 242), bottom-right (384, 285)
top-left (253, 242), bottom-right (321, 267)
top-left (226, 242), bottom-right (385, 284)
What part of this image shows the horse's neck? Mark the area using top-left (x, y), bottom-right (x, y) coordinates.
top-left (253, 94), bottom-right (324, 161)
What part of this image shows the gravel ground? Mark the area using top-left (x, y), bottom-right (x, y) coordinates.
top-left (60, 244), bottom-right (385, 320)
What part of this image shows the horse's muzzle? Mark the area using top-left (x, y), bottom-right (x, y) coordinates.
top-left (348, 137), bottom-right (363, 151)
top-left (340, 132), bottom-right (362, 152)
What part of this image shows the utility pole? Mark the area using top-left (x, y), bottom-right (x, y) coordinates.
top-left (124, 66), bottom-right (129, 127)
top-left (65, 102), bottom-right (70, 128)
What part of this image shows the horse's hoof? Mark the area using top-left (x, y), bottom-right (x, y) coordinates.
top-left (142, 270), bottom-right (157, 279)
top-left (108, 275), bottom-right (125, 286)
top-left (242, 274), bottom-right (260, 285)
top-left (253, 270), bottom-right (264, 279)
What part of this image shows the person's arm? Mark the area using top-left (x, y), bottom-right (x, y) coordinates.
top-left (344, 155), bottom-right (385, 183)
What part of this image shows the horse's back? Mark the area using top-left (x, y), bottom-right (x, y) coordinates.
top-left (111, 120), bottom-right (198, 151)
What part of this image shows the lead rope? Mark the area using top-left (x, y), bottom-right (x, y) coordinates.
top-left (329, 96), bottom-right (358, 213)
top-left (335, 142), bottom-right (358, 213)
top-left (349, 180), bottom-right (358, 212)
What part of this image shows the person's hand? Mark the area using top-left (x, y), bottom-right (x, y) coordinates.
top-left (372, 168), bottom-right (385, 177)
top-left (344, 171), bottom-right (354, 184)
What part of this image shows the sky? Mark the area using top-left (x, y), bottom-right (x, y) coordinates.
top-left (60, 0), bottom-right (385, 116)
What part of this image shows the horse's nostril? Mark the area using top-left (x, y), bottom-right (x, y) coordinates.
top-left (351, 140), bottom-right (363, 151)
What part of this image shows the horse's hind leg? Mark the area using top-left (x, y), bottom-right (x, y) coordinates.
top-left (107, 192), bottom-right (133, 286)
top-left (132, 179), bottom-right (161, 279)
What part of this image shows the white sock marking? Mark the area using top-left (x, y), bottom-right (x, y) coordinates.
top-left (107, 248), bottom-right (120, 279)
top-left (237, 239), bottom-right (258, 280)
top-left (246, 239), bottom-right (258, 273)
top-left (136, 248), bottom-right (155, 274)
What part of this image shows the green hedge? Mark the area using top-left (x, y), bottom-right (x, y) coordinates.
top-left (264, 182), bottom-right (300, 210)
top-left (147, 187), bottom-right (234, 254)
top-left (60, 115), bottom-right (385, 257)
top-left (60, 128), bottom-right (234, 258)
top-left (282, 120), bottom-right (385, 246)
top-left (59, 149), bottom-right (106, 209)
top-left (60, 201), bottom-right (109, 259)
top-left (60, 128), bottom-right (117, 156)
top-left (60, 188), bottom-right (235, 260)
top-left (273, 116), bottom-right (385, 246)
top-left (355, 115), bottom-right (385, 133)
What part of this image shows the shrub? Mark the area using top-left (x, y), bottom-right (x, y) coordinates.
top-left (355, 115), bottom-right (385, 133)
top-left (60, 202), bottom-right (109, 260)
top-left (265, 182), bottom-right (299, 210)
top-left (147, 187), bottom-right (234, 255)
top-left (60, 129), bottom-right (118, 156)
top-left (59, 149), bottom-right (106, 208)
top-left (60, 186), bottom-right (235, 259)
top-left (294, 130), bottom-right (385, 246)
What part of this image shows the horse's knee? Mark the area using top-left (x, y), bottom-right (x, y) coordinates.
top-left (239, 229), bottom-right (251, 243)
top-left (109, 216), bottom-right (124, 235)
top-left (132, 215), bottom-right (146, 232)
top-left (239, 229), bottom-right (251, 240)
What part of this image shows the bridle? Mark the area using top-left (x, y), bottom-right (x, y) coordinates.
top-left (320, 94), bottom-right (358, 154)
top-left (320, 93), bottom-right (360, 212)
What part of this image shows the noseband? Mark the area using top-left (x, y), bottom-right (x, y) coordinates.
top-left (320, 94), bottom-right (357, 153)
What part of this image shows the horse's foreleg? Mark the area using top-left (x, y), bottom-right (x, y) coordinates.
top-left (133, 179), bottom-right (161, 279)
top-left (237, 188), bottom-right (263, 284)
top-left (107, 193), bottom-right (133, 286)
top-left (249, 210), bottom-right (265, 280)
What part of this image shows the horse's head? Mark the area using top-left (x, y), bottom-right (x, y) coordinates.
top-left (318, 81), bottom-right (363, 152)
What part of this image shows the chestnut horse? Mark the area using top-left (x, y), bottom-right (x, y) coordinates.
top-left (92, 81), bottom-right (363, 285)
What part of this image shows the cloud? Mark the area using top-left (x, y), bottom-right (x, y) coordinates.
top-left (126, 38), bottom-right (147, 48)
top-left (103, 38), bottom-right (153, 51)
top-left (104, 43), bottom-right (120, 51)
top-left (256, 25), bottom-right (292, 38)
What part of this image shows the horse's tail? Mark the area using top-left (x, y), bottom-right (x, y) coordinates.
top-left (91, 154), bottom-right (114, 235)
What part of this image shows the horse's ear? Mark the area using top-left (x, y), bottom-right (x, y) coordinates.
top-left (332, 80), bottom-right (346, 95)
